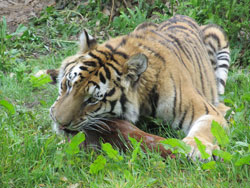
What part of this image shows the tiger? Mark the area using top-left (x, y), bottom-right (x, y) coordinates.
top-left (49, 15), bottom-right (231, 160)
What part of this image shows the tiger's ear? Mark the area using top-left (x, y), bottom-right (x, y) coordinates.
top-left (124, 53), bottom-right (148, 84)
top-left (78, 29), bottom-right (97, 54)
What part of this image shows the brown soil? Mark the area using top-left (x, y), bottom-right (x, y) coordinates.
top-left (0, 0), bottom-right (55, 32)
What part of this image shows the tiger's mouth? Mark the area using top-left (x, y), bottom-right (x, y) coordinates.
top-left (59, 125), bottom-right (79, 136)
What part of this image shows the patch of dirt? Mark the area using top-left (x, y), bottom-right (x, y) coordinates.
top-left (0, 0), bottom-right (55, 32)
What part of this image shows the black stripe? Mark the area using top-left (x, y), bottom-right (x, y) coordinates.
top-left (88, 81), bottom-right (100, 89)
top-left (211, 59), bottom-right (216, 65)
top-left (170, 73), bottom-right (177, 120)
top-left (215, 64), bottom-right (229, 70)
top-left (96, 49), bottom-right (109, 60)
top-left (84, 61), bottom-right (96, 67)
top-left (138, 43), bottom-right (165, 64)
top-left (129, 34), bottom-right (145, 39)
top-left (193, 49), bottom-right (205, 94)
top-left (166, 25), bottom-right (190, 31)
top-left (93, 105), bottom-right (102, 113)
top-left (162, 27), bottom-right (195, 62)
top-left (107, 63), bottom-right (122, 76)
top-left (149, 85), bottom-right (159, 117)
top-left (104, 66), bottom-right (111, 79)
top-left (172, 15), bottom-right (199, 30)
top-left (210, 82), bottom-right (215, 104)
top-left (204, 33), bottom-right (221, 48)
top-left (159, 21), bottom-right (171, 30)
top-left (219, 78), bottom-right (226, 87)
top-left (114, 51), bottom-right (128, 59)
top-left (68, 66), bottom-right (75, 76)
top-left (150, 30), bottom-right (189, 69)
top-left (166, 25), bottom-right (201, 42)
top-left (218, 64), bottom-right (229, 69)
top-left (179, 78), bottom-right (182, 115)
top-left (109, 100), bottom-right (117, 112)
top-left (119, 38), bottom-right (127, 47)
top-left (208, 102), bottom-right (220, 115)
top-left (217, 51), bottom-right (229, 56)
top-left (64, 61), bottom-right (76, 70)
top-left (164, 25), bottom-right (204, 51)
top-left (99, 72), bottom-right (106, 84)
top-left (105, 44), bottom-right (114, 52)
top-left (106, 88), bottom-right (115, 97)
top-left (182, 17), bottom-right (200, 30)
top-left (190, 103), bottom-right (195, 126)
top-left (79, 73), bottom-right (85, 81)
top-left (120, 91), bottom-right (127, 113)
top-left (89, 52), bottom-right (104, 66)
top-left (208, 50), bottom-right (214, 56)
top-left (178, 108), bottom-right (188, 130)
top-left (135, 22), bottom-right (158, 31)
top-left (186, 103), bottom-right (195, 133)
top-left (110, 55), bottom-right (121, 66)
top-left (208, 42), bottom-right (216, 53)
top-left (167, 33), bottom-right (188, 57)
top-left (60, 82), bottom-right (63, 90)
top-left (204, 103), bottom-right (209, 114)
top-left (194, 45), bottom-right (209, 81)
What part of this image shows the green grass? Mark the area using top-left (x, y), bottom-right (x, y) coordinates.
top-left (1, 1), bottom-right (250, 187)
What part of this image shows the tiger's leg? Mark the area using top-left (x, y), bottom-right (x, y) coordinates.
top-left (181, 94), bottom-right (227, 160)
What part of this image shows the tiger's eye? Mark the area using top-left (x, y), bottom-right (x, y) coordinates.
top-left (88, 97), bottom-right (98, 104)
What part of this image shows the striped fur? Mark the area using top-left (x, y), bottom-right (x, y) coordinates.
top-left (50, 15), bottom-right (230, 160)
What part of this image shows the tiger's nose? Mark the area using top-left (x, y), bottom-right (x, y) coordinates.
top-left (50, 106), bottom-right (72, 127)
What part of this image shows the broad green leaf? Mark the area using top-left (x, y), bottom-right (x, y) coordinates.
top-left (1, 16), bottom-right (7, 39)
top-left (161, 138), bottom-right (191, 154)
top-left (54, 150), bottom-right (65, 169)
top-left (146, 178), bottom-right (158, 186)
top-left (235, 141), bottom-right (249, 148)
top-left (235, 154), bottom-right (250, 166)
top-left (0, 100), bottom-right (15, 115)
top-left (211, 121), bottom-right (229, 147)
top-left (65, 132), bottom-right (85, 155)
top-left (124, 170), bottom-right (133, 181)
top-left (11, 24), bottom-right (28, 36)
top-left (223, 98), bottom-right (234, 106)
top-left (89, 155), bottom-right (106, 174)
top-left (129, 137), bottom-right (142, 162)
top-left (212, 149), bottom-right (232, 162)
top-left (194, 137), bottom-right (210, 159)
top-left (242, 93), bottom-right (250, 101)
top-left (29, 74), bottom-right (52, 88)
top-left (102, 143), bottom-right (123, 161)
top-left (202, 161), bottom-right (216, 170)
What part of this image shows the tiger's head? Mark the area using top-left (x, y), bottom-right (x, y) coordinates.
top-left (50, 30), bottom-right (148, 134)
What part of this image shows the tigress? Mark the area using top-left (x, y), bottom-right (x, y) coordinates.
top-left (50, 15), bottom-right (231, 160)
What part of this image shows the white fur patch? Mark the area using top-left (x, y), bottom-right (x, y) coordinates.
top-left (124, 102), bottom-right (139, 123)
top-left (186, 115), bottom-right (212, 137)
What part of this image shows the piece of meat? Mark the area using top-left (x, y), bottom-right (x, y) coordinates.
top-left (66, 119), bottom-right (175, 159)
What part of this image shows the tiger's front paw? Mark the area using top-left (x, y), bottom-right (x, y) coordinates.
top-left (183, 136), bottom-right (219, 161)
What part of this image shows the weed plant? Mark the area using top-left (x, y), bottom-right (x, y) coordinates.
top-left (0, 0), bottom-right (249, 187)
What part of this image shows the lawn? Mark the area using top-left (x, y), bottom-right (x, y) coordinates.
top-left (1, 1), bottom-right (249, 187)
